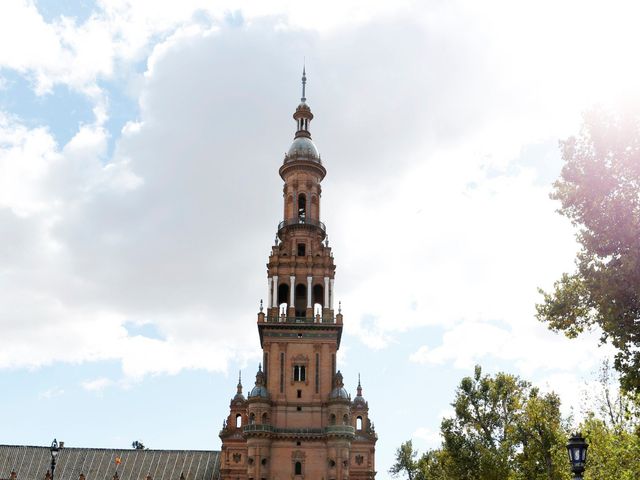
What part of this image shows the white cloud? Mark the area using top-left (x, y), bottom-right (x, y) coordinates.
top-left (412, 427), bottom-right (441, 450)
top-left (1, 0), bottom-right (639, 391)
top-left (409, 320), bottom-right (612, 374)
top-left (82, 377), bottom-right (114, 392)
top-left (39, 387), bottom-right (65, 399)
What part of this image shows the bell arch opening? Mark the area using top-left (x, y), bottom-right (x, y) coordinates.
top-left (277, 284), bottom-right (290, 313)
top-left (298, 194), bottom-right (306, 221)
top-left (313, 284), bottom-right (324, 307)
top-left (295, 283), bottom-right (307, 317)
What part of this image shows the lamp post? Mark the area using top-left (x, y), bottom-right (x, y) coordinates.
top-left (566, 432), bottom-right (588, 480)
top-left (50, 439), bottom-right (60, 480)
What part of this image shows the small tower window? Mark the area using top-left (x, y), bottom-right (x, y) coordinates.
top-left (295, 462), bottom-right (302, 475)
top-left (343, 414), bottom-right (349, 425)
top-left (357, 416), bottom-right (363, 430)
top-left (297, 243), bottom-right (306, 256)
top-left (262, 412), bottom-right (269, 424)
top-left (236, 414), bottom-right (242, 428)
top-left (298, 194), bottom-right (306, 221)
top-left (294, 365), bottom-right (306, 382)
top-left (249, 413), bottom-right (255, 424)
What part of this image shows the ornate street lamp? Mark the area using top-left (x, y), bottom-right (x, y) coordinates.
top-left (50, 439), bottom-right (60, 480)
top-left (566, 432), bottom-right (588, 479)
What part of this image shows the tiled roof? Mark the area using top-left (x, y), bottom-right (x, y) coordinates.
top-left (0, 445), bottom-right (220, 480)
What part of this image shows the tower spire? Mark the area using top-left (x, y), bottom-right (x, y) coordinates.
top-left (237, 371), bottom-right (243, 395)
top-left (301, 64), bottom-right (307, 103)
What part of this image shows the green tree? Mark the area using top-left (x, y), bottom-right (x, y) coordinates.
top-left (536, 107), bottom-right (640, 394)
top-left (579, 361), bottom-right (640, 480)
top-left (514, 389), bottom-right (569, 480)
top-left (389, 440), bottom-right (419, 480)
top-left (394, 366), bottom-right (569, 480)
top-left (581, 414), bottom-right (640, 480)
top-left (586, 360), bottom-right (640, 431)
top-left (449, 366), bottom-right (527, 479)
top-left (415, 449), bottom-right (449, 480)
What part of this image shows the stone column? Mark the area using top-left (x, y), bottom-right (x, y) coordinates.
top-left (324, 276), bottom-right (330, 308)
top-left (290, 275), bottom-right (295, 306)
top-left (268, 277), bottom-right (273, 308)
top-left (272, 275), bottom-right (278, 308)
top-left (330, 279), bottom-right (335, 310)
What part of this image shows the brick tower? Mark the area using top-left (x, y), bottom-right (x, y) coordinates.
top-left (219, 69), bottom-right (377, 480)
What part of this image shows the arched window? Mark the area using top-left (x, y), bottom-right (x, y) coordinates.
top-left (235, 414), bottom-right (242, 428)
top-left (343, 414), bottom-right (349, 425)
top-left (313, 284), bottom-right (324, 308)
top-left (249, 413), bottom-right (255, 425)
top-left (277, 284), bottom-right (290, 310)
top-left (298, 194), bottom-right (306, 221)
top-left (356, 416), bottom-right (363, 430)
top-left (329, 413), bottom-right (336, 425)
top-left (295, 283), bottom-right (307, 317)
top-left (295, 462), bottom-right (302, 475)
top-left (262, 412), bottom-right (269, 424)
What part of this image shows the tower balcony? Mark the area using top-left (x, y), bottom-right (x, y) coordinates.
top-left (243, 424), bottom-right (355, 439)
top-left (277, 217), bottom-right (326, 238)
top-left (263, 314), bottom-right (336, 324)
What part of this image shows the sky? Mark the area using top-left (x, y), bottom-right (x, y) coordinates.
top-left (1, 0), bottom-right (639, 477)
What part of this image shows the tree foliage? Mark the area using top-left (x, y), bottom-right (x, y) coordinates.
top-left (582, 415), bottom-right (640, 480)
top-left (392, 366), bottom-right (569, 480)
top-left (536, 107), bottom-right (640, 394)
top-left (393, 365), bottom-right (640, 480)
top-left (389, 440), bottom-right (418, 480)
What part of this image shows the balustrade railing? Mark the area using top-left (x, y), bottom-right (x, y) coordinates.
top-left (278, 217), bottom-right (326, 233)
top-left (325, 425), bottom-right (356, 435)
top-left (264, 315), bottom-right (335, 324)
top-left (243, 424), bottom-right (354, 436)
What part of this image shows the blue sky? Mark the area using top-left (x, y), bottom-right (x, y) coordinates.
top-left (1, 0), bottom-right (639, 477)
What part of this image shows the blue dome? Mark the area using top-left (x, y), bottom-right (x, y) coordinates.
top-left (249, 385), bottom-right (268, 398)
top-left (287, 137), bottom-right (319, 160)
top-left (248, 364), bottom-right (268, 399)
top-left (330, 387), bottom-right (349, 399)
